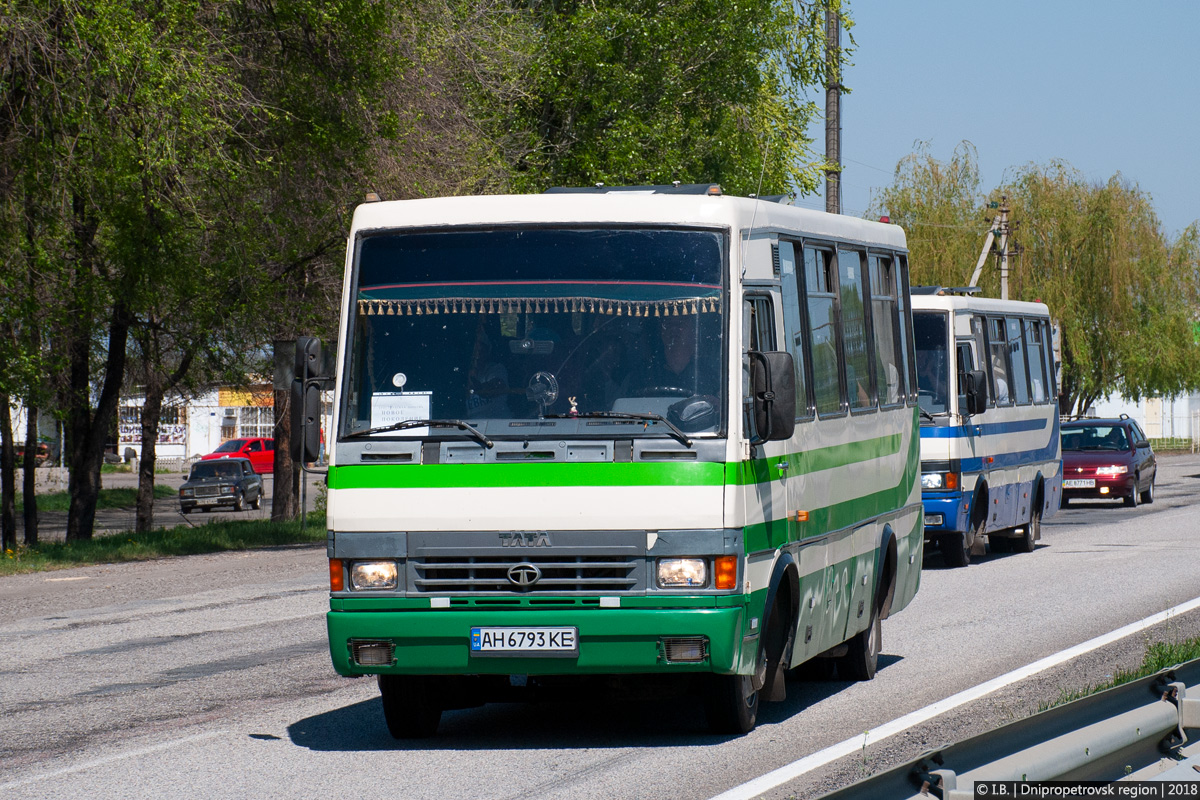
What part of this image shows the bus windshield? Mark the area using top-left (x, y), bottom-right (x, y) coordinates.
top-left (913, 311), bottom-right (950, 417)
top-left (340, 227), bottom-right (727, 439)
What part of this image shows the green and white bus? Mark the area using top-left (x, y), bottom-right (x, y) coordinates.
top-left (301, 184), bottom-right (923, 737)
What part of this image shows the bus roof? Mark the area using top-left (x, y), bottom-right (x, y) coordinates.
top-left (349, 191), bottom-right (908, 252)
top-left (910, 292), bottom-right (1050, 317)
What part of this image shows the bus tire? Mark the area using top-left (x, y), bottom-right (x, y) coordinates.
top-left (379, 675), bottom-right (442, 739)
top-left (1015, 505), bottom-right (1039, 554)
top-left (705, 672), bottom-right (759, 734)
top-left (942, 531), bottom-right (970, 568)
top-left (837, 611), bottom-right (881, 681)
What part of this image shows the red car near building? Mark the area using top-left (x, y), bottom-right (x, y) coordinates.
top-left (200, 437), bottom-right (276, 474)
top-left (1060, 416), bottom-right (1156, 508)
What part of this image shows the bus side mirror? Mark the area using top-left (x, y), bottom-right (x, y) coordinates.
top-left (963, 369), bottom-right (988, 416)
top-left (290, 336), bottom-right (323, 464)
top-left (748, 351), bottom-right (796, 444)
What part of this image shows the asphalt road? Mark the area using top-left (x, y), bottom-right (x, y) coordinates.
top-left (2, 455), bottom-right (1199, 800)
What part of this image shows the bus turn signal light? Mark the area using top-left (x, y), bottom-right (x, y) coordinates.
top-left (329, 559), bottom-right (345, 592)
top-left (715, 556), bottom-right (738, 590)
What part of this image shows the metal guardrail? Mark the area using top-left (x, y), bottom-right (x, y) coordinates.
top-left (819, 658), bottom-right (1200, 799)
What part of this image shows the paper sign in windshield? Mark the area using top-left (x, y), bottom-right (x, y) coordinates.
top-left (371, 391), bottom-right (432, 436)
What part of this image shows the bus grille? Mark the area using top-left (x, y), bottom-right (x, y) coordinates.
top-left (411, 555), bottom-right (640, 594)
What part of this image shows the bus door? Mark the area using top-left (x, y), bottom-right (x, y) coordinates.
top-left (742, 292), bottom-right (789, 549)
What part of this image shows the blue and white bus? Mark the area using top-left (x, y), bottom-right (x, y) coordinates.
top-left (912, 288), bottom-right (1062, 567)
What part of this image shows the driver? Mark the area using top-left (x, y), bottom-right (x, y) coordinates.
top-left (656, 314), bottom-right (717, 397)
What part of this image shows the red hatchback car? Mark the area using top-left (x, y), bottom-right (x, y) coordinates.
top-left (200, 437), bottom-right (276, 474)
top-left (1060, 416), bottom-right (1156, 507)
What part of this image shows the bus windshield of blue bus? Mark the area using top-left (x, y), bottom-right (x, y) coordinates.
top-left (341, 227), bottom-right (727, 440)
top-left (913, 311), bottom-right (950, 417)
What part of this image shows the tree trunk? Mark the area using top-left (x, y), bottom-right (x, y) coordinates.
top-left (65, 300), bottom-right (132, 542)
top-left (22, 404), bottom-right (38, 545)
top-left (136, 378), bottom-right (163, 534)
top-left (271, 387), bottom-right (297, 521)
top-left (0, 393), bottom-right (15, 553)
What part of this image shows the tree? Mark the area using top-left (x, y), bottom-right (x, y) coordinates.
top-left (868, 140), bottom-right (988, 289)
top-left (1001, 165), bottom-right (1200, 415)
top-left (1, 0), bottom-right (400, 537)
top-left (871, 144), bottom-right (1200, 415)
top-left (502, 0), bottom-right (845, 196)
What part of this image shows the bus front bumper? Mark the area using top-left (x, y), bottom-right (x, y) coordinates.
top-left (328, 604), bottom-right (748, 677)
top-left (921, 492), bottom-right (970, 535)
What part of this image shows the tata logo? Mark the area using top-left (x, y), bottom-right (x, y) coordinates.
top-left (507, 562), bottom-right (542, 588)
top-left (499, 532), bottom-right (551, 547)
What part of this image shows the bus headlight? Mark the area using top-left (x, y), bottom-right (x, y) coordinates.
top-left (350, 561), bottom-right (398, 590)
top-left (657, 558), bottom-right (707, 588)
top-left (921, 471), bottom-right (959, 490)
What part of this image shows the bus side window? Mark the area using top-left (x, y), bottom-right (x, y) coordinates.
top-left (986, 317), bottom-right (1012, 405)
top-left (1025, 318), bottom-right (1049, 403)
top-left (743, 294), bottom-right (778, 440)
top-left (955, 342), bottom-right (974, 406)
top-left (1006, 317), bottom-right (1031, 404)
top-left (779, 241), bottom-right (813, 420)
top-left (838, 249), bottom-right (874, 412)
top-left (898, 255), bottom-right (917, 403)
top-left (869, 253), bottom-right (903, 407)
top-left (804, 246), bottom-right (843, 416)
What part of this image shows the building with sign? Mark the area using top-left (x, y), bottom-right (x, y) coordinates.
top-left (118, 384), bottom-right (275, 461)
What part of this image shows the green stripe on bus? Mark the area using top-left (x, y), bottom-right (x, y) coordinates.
top-left (742, 425), bottom-right (921, 552)
top-left (727, 432), bottom-right (904, 486)
top-left (328, 461), bottom-right (725, 489)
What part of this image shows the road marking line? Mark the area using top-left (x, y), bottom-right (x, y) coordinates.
top-left (709, 594), bottom-right (1200, 800)
top-left (0, 731), bottom-right (226, 790)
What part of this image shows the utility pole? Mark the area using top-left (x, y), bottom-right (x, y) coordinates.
top-left (824, 3), bottom-right (841, 215)
top-left (968, 197), bottom-right (1019, 298)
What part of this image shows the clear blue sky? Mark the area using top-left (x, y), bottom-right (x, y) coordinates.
top-left (795, 1), bottom-right (1200, 240)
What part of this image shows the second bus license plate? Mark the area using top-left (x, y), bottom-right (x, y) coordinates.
top-left (1063, 479), bottom-right (1095, 488)
top-left (470, 627), bottom-right (578, 657)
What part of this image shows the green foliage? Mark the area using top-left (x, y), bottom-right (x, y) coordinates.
top-left (868, 141), bottom-right (988, 289)
top-left (871, 143), bottom-right (1200, 413)
top-left (1002, 166), bottom-right (1200, 413)
top-left (504, 0), bottom-right (840, 195)
top-left (0, 513), bottom-right (326, 575)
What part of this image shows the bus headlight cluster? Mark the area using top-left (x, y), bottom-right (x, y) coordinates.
top-left (350, 561), bottom-right (398, 590)
top-left (657, 559), bottom-right (707, 588)
top-left (921, 471), bottom-right (959, 490)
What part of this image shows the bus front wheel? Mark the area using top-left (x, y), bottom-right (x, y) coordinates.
top-left (704, 672), bottom-right (759, 734)
top-left (379, 675), bottom-right (442, 739)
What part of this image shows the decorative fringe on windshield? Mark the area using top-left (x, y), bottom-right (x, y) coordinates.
top-left (357, 297), bottom-right (721, 317)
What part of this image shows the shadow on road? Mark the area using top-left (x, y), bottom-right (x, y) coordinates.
top-left (286, 655), bottom-right (904, 751)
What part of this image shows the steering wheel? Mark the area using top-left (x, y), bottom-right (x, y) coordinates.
top-left (631, 385), bottom-right (692, 398)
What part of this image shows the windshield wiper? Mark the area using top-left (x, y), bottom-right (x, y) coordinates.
top-left (343, 419), bottom-right (494, 449)
top-left (919, 408), bottom-right (936, 422)
top-left (545, 411), bottom-right (692, 447)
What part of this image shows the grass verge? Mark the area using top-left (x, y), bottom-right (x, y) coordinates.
top-left (16, 485), bottom-right (177, 512)
top-left (1, 513), bottom-right (326, 576)
top-left (1038, 635), bottom-right (1200, 712)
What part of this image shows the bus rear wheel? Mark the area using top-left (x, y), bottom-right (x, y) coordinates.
top-left (1014, 505), bottom-right (1040, 553)
top-left (379, 675), bottom-right (442, 738)
top-left (837, 611), bottom-right (881, 681)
